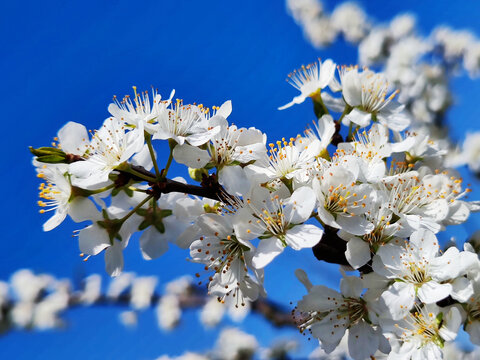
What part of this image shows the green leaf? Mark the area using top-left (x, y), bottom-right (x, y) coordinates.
top-left (36, 155), bottom-right (67, 163)
top-left (136, 208), bottom-right (148, 216)
top-left (160, 209), bottom-right (173, 217)
top-left (138, 220), bottom-right (150, 231)
top-left (29, 146), bottom-right (65, 156)
top-left (155, 221), bottom-right (165, 233)
top-left (124, 187), bottom-right (134, 197)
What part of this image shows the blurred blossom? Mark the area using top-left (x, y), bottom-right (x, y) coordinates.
top-left (331, 2), bottom-right (369, 43)
top-left (156, 352), bottom-right (208, 360)
top-left (389, 13), bottom-right (416, 40)
top-left (130, 276), bottom-right (157, 310)
top-left (464, 43), bottom-right (480, 77)
top-left (10, 269), bottom-right (49, 302)
top-left (119, 310), bottom-right (138, 328)
top-left (304, 16), bottom-right (337, 47)
top-left (433, 26), bottom-right (474, 61)
top-left (200, 297), bottom-right (225, 328)
top-left (32, 290), bottom-right (69, 329)
top-left (214, 328), bottom-right (258, 360)
top-left (165, 275), bottom-right (193, 296)
top-left (11, 302), bottom-right (34, 328)
top-left (156, 294), bottom-right (181, 330)
top-left (79, 274), bottom-right (102, 305)
top-left (106, 272), bottom-right (135, 299)
top-left (260, 339), bottom-right (298, 360)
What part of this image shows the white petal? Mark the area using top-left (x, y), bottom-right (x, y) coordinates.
top-left (297, 285), bottom-right (342, 312)
top-left (295, 269), bottom-right (313, 290)
top-left (186, 127), bottom-right (220, 146)
top-left (69, 198), bottom-right (99, 223)
top-left (319, 59), bottom-right (336, 88)
top-left (429, 247), bottom-right (467, 281)
top-left (251, 238), bottom-right (284, 269)
top-left (197, 213), bottom-right (232, 237)
top-left (348, 322), bottom-right (379, 360)
top-left (336, 214), bottom-right (374, 235)
top-left (409, 229), bottom-right (439, 261)
top-left (340, 275), bottom-right (364, 298)
top-left (439, 306), bottom-right (462, 341)
top-left (285, 224), bottom-right (323, 250)
top-left (316, 206), bottom-right (339, 229)
top-left (450, 277), bottom-right (473, 302)
top-left (278, 95), bottom-right (306, 110)
top-left (343, 108), bottom-right (372, 127)
top-left (321, 92), bottom-right (346, 112)
top-left (311, 312), bottom-right (347, 348)
top-left (345, 238), bottom-right (371, 269)
top-left (176, 225), bottom-right (200, 249)
top-left (172, 143), bottom-right (210, 168)
top-left (58, 122), bottom-right (89, 155)
top-left (43, 211), bottom-right (67, 232)
top-left (79, 225), bottom-right (110, 255)
top-left (139, 227), bottom-right (169, 260)
top-left (466, 321), bottom-right (480, 345)
top-left (285, 186), bottom-right (316, 224)
top-left (233, 208), bottom-right (265, 241)
top-left (105, 244), bottom-right (124, 277)
top-left (342, 70), bottom-right (362, 106)
top-left (131, 144), bottom-right (153, 169)
top-left (445, 201), bottom-right (470, 225)
top-left (218, 165), bottom-right (250, 196)
top-left (217, 100), bottom-right (232, 118)
top-left (373, 242), bottom-right (404, 277)
top-left (380, 282), bottom-right (415, 320)
top-left (417, 281), bottom-right (452, 304)
top-left (378, 111), bottom-right (410, 132)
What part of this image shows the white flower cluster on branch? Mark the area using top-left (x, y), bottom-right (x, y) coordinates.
top-left (29, 26), bottom-right (480, 359)
top-left (286, 0), bottom-right (480, 175)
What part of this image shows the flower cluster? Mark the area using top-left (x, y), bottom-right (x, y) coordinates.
top-left (30, 54), bottom-right (480, 359)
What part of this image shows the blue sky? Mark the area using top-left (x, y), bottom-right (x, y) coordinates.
top-left (2, 0), bottom-right (480, 358)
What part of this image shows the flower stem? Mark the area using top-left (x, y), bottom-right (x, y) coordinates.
top-left (311, 90), bottom-right (329, 118)
top-left (70, 183), bottom-right (115, 200)
top-left (162, 139), bottom-right (176, 179)
top-left (121, 194), bottom-right (154, 223)
top-left (338, 104), bottom-right (352, 124)
top-left (145, 132), bottom-right (161, 179)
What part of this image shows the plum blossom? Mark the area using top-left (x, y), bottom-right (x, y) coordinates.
top-left (246, 136), bottom-right (321, 186)
top-left (152, 99), bottom-right (221, 146)
top-left (69, 117), bottom-right (145, 189)
top-left (294, 269), bottom-right (389, 360)
top-left (386, 304), bottom-right (463, 360)
top-left (278, 58), bottom-right (336, 110)
top-left (36, 164), bottom-right (97, 231)
top-left (233, 185), bottom-right (323, 269)
top-left (372, 229), bottom-right (477, 319)
top-left (173, 103), bottom-right (266, 196)
top-left (108, 87), bottom-right (175, 133)
top-left (190, 213), bottom-right (264, 302)
top-left (312, 158), bottom-right (375, 236)
top-left (334, 67), bottom-right (411, 131)
top-left (78, 205), bottom-right (142, 277)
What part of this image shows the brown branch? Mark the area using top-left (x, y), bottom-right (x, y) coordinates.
top-left (123, 164), bottom-right (227, 202)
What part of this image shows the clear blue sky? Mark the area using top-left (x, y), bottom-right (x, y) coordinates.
top-left (2, 0), bottom-right (480, 358)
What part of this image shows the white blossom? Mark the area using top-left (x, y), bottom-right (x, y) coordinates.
top-left (278, 58), bottom-right (336, 110)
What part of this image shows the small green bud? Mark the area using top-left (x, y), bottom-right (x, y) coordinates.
top-left (188, 167), bottom-right (209, 182)
top-left (30, 146), bottom-right (67, 163)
